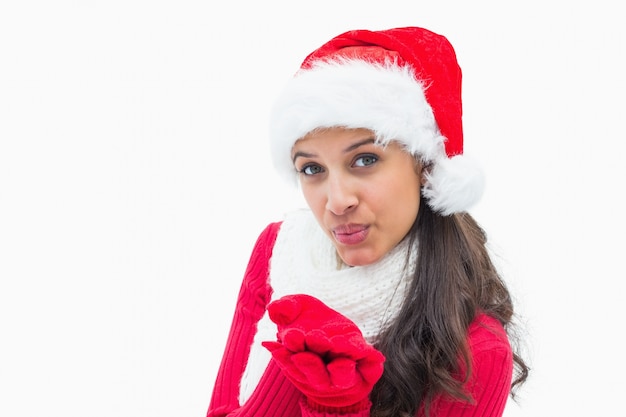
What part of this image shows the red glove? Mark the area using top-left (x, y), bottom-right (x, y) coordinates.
top-left (261, 294), bottom-right (385, 409)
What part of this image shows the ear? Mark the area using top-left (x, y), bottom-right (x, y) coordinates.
top-left (416, 160), bottom-right (431, 186)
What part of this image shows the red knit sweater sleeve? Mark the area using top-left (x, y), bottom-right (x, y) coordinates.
top-left (206, 222), bottom-right (374, 417)
top-left (207, 222), bottom-right (302, 417)
top-left (423, 313), bottom-right (514, 417)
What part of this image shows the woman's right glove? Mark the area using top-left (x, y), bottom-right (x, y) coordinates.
top-left (261, 294), bottom-right (385, 410)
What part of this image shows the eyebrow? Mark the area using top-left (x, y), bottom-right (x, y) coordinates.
top-left (292, 137), bottom-right (377, 164)
top-left (344, 137), bottom-right (376, 152)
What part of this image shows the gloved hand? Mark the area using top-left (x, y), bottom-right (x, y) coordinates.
top-left (261, 294), bottom-right (385, 409)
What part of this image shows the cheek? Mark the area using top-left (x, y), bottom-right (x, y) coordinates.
top-left (379, 176), bottom-right (421, 222)
top-left (300, 184), bottom-right (325, 213)
top-left (382, 168), bottom-right (418, 196)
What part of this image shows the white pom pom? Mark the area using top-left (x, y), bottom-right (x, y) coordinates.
top-left (422, 155), bottom-right (485, 215)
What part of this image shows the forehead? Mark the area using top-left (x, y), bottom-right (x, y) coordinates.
top-left (294, 127), bottom-right (376, 148)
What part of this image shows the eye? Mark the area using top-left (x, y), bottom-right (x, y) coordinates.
top-left (299, 163), bottom-right (324, 176)
top-left (353, 154), bottom-right (378, 167)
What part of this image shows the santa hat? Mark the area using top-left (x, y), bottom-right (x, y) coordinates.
top-left (269, 27), bottom-right (484, 215)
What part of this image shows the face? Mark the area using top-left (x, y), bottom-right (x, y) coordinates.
top-left (292, 127), bottom-right (423, 267)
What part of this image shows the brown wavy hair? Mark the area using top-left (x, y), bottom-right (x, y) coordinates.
top-left (369, 197), bottom-right (529, 417)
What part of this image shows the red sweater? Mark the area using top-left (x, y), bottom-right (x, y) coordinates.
top-left (207, 222), bottom-right (514, 417)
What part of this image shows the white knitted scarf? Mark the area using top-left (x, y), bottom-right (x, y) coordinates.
top-left (239, 209), bottom-right (417, 402)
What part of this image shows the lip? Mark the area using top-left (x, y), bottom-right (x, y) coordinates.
top-left (332, 224), bottom-right (370, 245)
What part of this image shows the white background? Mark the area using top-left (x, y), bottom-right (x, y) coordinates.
top-left (1, 1), bottom-right (624, 416)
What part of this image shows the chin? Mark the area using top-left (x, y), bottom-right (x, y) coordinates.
top-left (338, 250), bottom-right (382, 267)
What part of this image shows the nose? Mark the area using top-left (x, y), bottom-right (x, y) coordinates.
top-left (325, 173), bottom-right (358, 215)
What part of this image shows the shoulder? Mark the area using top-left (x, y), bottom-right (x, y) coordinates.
top-left (466, 313), bottom-right (513, 382)
top-left (247, 209), bottom-right (317, 271)
top-left (429, 315), bottom-right (514, 416)
top-left (249, 221), bottom-right (283, 259)
top-left (241, 221), bottom-right (283, 288)
top-left (467, 313), bottom-right (511, 354)
top-left (258, 221), bottom-right (283, 245)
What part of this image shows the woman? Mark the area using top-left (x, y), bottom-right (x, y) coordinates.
top-left (207, 26), bottom-right (529, 417)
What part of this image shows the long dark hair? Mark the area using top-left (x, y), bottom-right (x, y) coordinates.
top-left (370, 197), bottom-right (529, 417)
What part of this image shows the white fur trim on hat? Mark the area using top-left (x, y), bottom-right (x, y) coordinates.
top-left (270, 59), bottom-right (445, 176)
top-left (422, 154), bottom-right (485, 215)
top-left (269, 58), bottom-right (483, 215)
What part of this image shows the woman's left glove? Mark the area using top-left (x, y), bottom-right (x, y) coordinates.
top-left (261, 294), bottom-right (385, 409)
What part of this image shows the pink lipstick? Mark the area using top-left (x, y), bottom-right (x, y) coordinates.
top-left (332, 224), bottom-right (369, 245)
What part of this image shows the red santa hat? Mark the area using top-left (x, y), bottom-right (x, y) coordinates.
top-left (269, 26), bottom-right (484, 215)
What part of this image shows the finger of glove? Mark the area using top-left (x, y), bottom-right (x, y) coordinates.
top-left (281, 328), bottom-right (306, 352)
top-left (261, 340), bottom-right (282, 353)
top-left (304, 329), bottom-right (332, 355)
top-left (267, 296), bottom-right (301, 327)
top-left (326, 334), bottom-right (369, 360)
top-left (327, 357), bottom-right (359, 389)
top-left (355, 349), bottom-right (386, 385)
top-left (291, 351), bottom-right (331, 390)
top-left (266, 346), bottom-right (311, 385)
